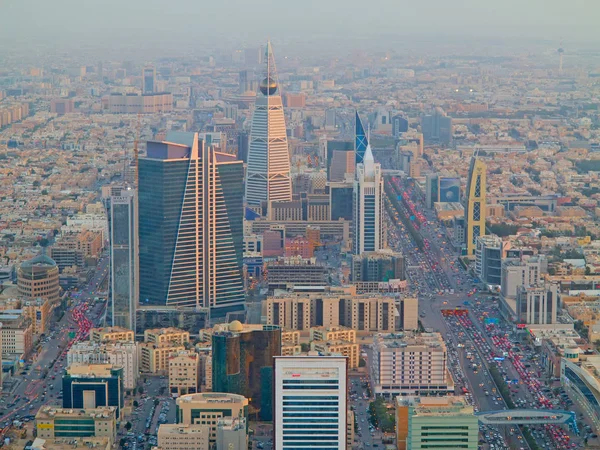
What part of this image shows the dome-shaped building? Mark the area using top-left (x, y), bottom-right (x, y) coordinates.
top-left (17, 252), bottom-right (60, 305)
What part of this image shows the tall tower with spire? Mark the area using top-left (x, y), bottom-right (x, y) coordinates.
top-left (353, 143), bottom-right (384, 255)
top-left (245, 41), bottom-right (292, 209)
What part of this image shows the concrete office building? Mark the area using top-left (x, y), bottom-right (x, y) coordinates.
top-left (371, 332), bottom-right (452, 397)
top-left (17, 253), bottom-right (60, 305)
top-left (245, 41), bottom-right (292, 207)
top-left (106, 92), bottom-right (173, 114)
top-left (398, 297), bottom-right (419, 331)
top-left (35, 406), bottom-right (117, 444)
top-left (0, 314), bottom-right (33, 357)
top-left (144, 327), bottom-right (190, 345)
top-left (139, 342), bottom-right (185, 374)
top-left (265, 256), bottom-right (327, 289)
top-left (176, 393), bottom-right (249, 444)
top-left (353, 144), bottom-right (384, 255)
top-left (90, 326), bottom-right (135, 343)
top-left (157, 424), bottom-right (210, 450)
top-left (168, 350), bottom-right (200, 397)
top-left (516, 283), bottom-right (559, 325)
top-left (274, 356), bottom-right (347, 450)
top-left (396, 396), bottom-right (478, 450)
top-left (352, 250), bottom-right (405, 283)
top-left (138, 132), bottom-right (245, 316)
top-left (475, 235), bottom-right (503, 285)
top-left (465, 157), bottom-right (487, 255)
top-left (216, 417), bottom-right (248, 450)
top-left (501, 256), bottom-right (546, 299)
top-left (67, 341), bottom-right (138, 392)
top-left (264, 292), bottom-right (396, 332)
top-left (107, 189), bottom-right (138, 330)
top-left (62, 364), bottom-right (124, 418)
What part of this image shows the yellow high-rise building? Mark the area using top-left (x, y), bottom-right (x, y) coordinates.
top-left (465, 157), bottom-right (487, 255)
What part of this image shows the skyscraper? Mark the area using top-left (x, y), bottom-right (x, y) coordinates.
top-left (355, 111), bottom-right (368, 164)
top-left (245, 41), bottom-right (292, 208)
top-left (274, 356), bottom-right (348, 450)
top-left (421, 108), bottom-right (452, 145)
top-left (465, 157), bottom-right (487, 255)
top-left (353, 145), bottom-right (384, 254)
top-left (212, 322), bottom-right (281, 421)
top-left (108, 188), bottom-right (138, 330)
top-left (138, 132), bottom-right (245, 316)
top-left (142, 66), bottom-right (156, 94)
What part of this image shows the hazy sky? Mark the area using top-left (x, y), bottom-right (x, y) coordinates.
top-left (1, 0), bottom-right (598, 56)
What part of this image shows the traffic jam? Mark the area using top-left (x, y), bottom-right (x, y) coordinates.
top-left (455, 299), bottom-right (581, 449)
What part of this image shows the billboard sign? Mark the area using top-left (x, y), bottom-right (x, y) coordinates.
top-left (438, 177), bottom-right (461, 203)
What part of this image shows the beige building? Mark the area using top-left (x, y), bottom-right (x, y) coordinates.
top-left (0, 314), bottom-right (33, 357)
top-left (90, 326), bottom-right (135, 343)
top-left (22, 298), bottom-right (51, 335)
top-left (168, 350), bottom-right (200, 396)
top-left (17, 254), bottom-right (61, 305)
top-left (372, 332), bottom-right (452, 397)
top-left (265, 293), bottom-right (396, 332)
top-left (140, 342), bottom-right (185, 374)
top-left (399, 297), bottom-right (419, 331)
top-left (145, 327), bottom-right (190, 346)
top-left (106, 92), bottom-right (173, 114)
top-left (35, 406), bottom-right (117, 445)
top-left (157, 424), bottom-right (210, 450)
top-left (310, 326), bottom-right (356, 343)
top-left (176, 393), bottom-right (249, 444)
top-left (29, 437), bottom-right (111, 450)
top-left (311, 340), bottom-right (360, 368)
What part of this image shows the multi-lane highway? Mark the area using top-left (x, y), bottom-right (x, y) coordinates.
top-left (0, 256), bottom-right (109, 438)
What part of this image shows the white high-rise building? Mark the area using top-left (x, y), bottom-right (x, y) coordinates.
top-left (274, 356), bottom-right (347, 450)
top-left (245, 41), bottom-right (292, 208)
top-left (353, 144), bottom-right (384, 254)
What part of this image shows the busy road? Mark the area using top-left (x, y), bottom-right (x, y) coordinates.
top-left (0, 256), bottom-right (109, 439)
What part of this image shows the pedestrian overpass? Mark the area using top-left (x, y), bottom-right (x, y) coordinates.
top-left (476, 409), bottom-right (577, 429)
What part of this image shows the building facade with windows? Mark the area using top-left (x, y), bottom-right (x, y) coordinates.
top-left (274, 356), bottom-right (347, 450)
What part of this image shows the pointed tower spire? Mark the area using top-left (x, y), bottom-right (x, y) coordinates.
top-left (260, 40), bottom-right (279, 97)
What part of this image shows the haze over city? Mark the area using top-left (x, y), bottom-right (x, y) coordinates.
top-left (0, 1), bottom-right (599, 450)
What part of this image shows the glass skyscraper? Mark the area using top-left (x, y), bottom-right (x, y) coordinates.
top-left (212, 323), bottom-right (281, 421)
top-left (138, 132), bottom-right (245, 316)
top-left (108, 188), bottom-right (138, 331)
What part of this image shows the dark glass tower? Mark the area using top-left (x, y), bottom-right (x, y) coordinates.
top-left (212, 324), bottom-right (281, 421)
top-left (138, 132), bottom-right (245, 316)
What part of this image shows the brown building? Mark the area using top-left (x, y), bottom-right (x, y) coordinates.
top-left (50, 98), bottom-right (75, 115)
top-left (17, 253), bottom-right (61, 305)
